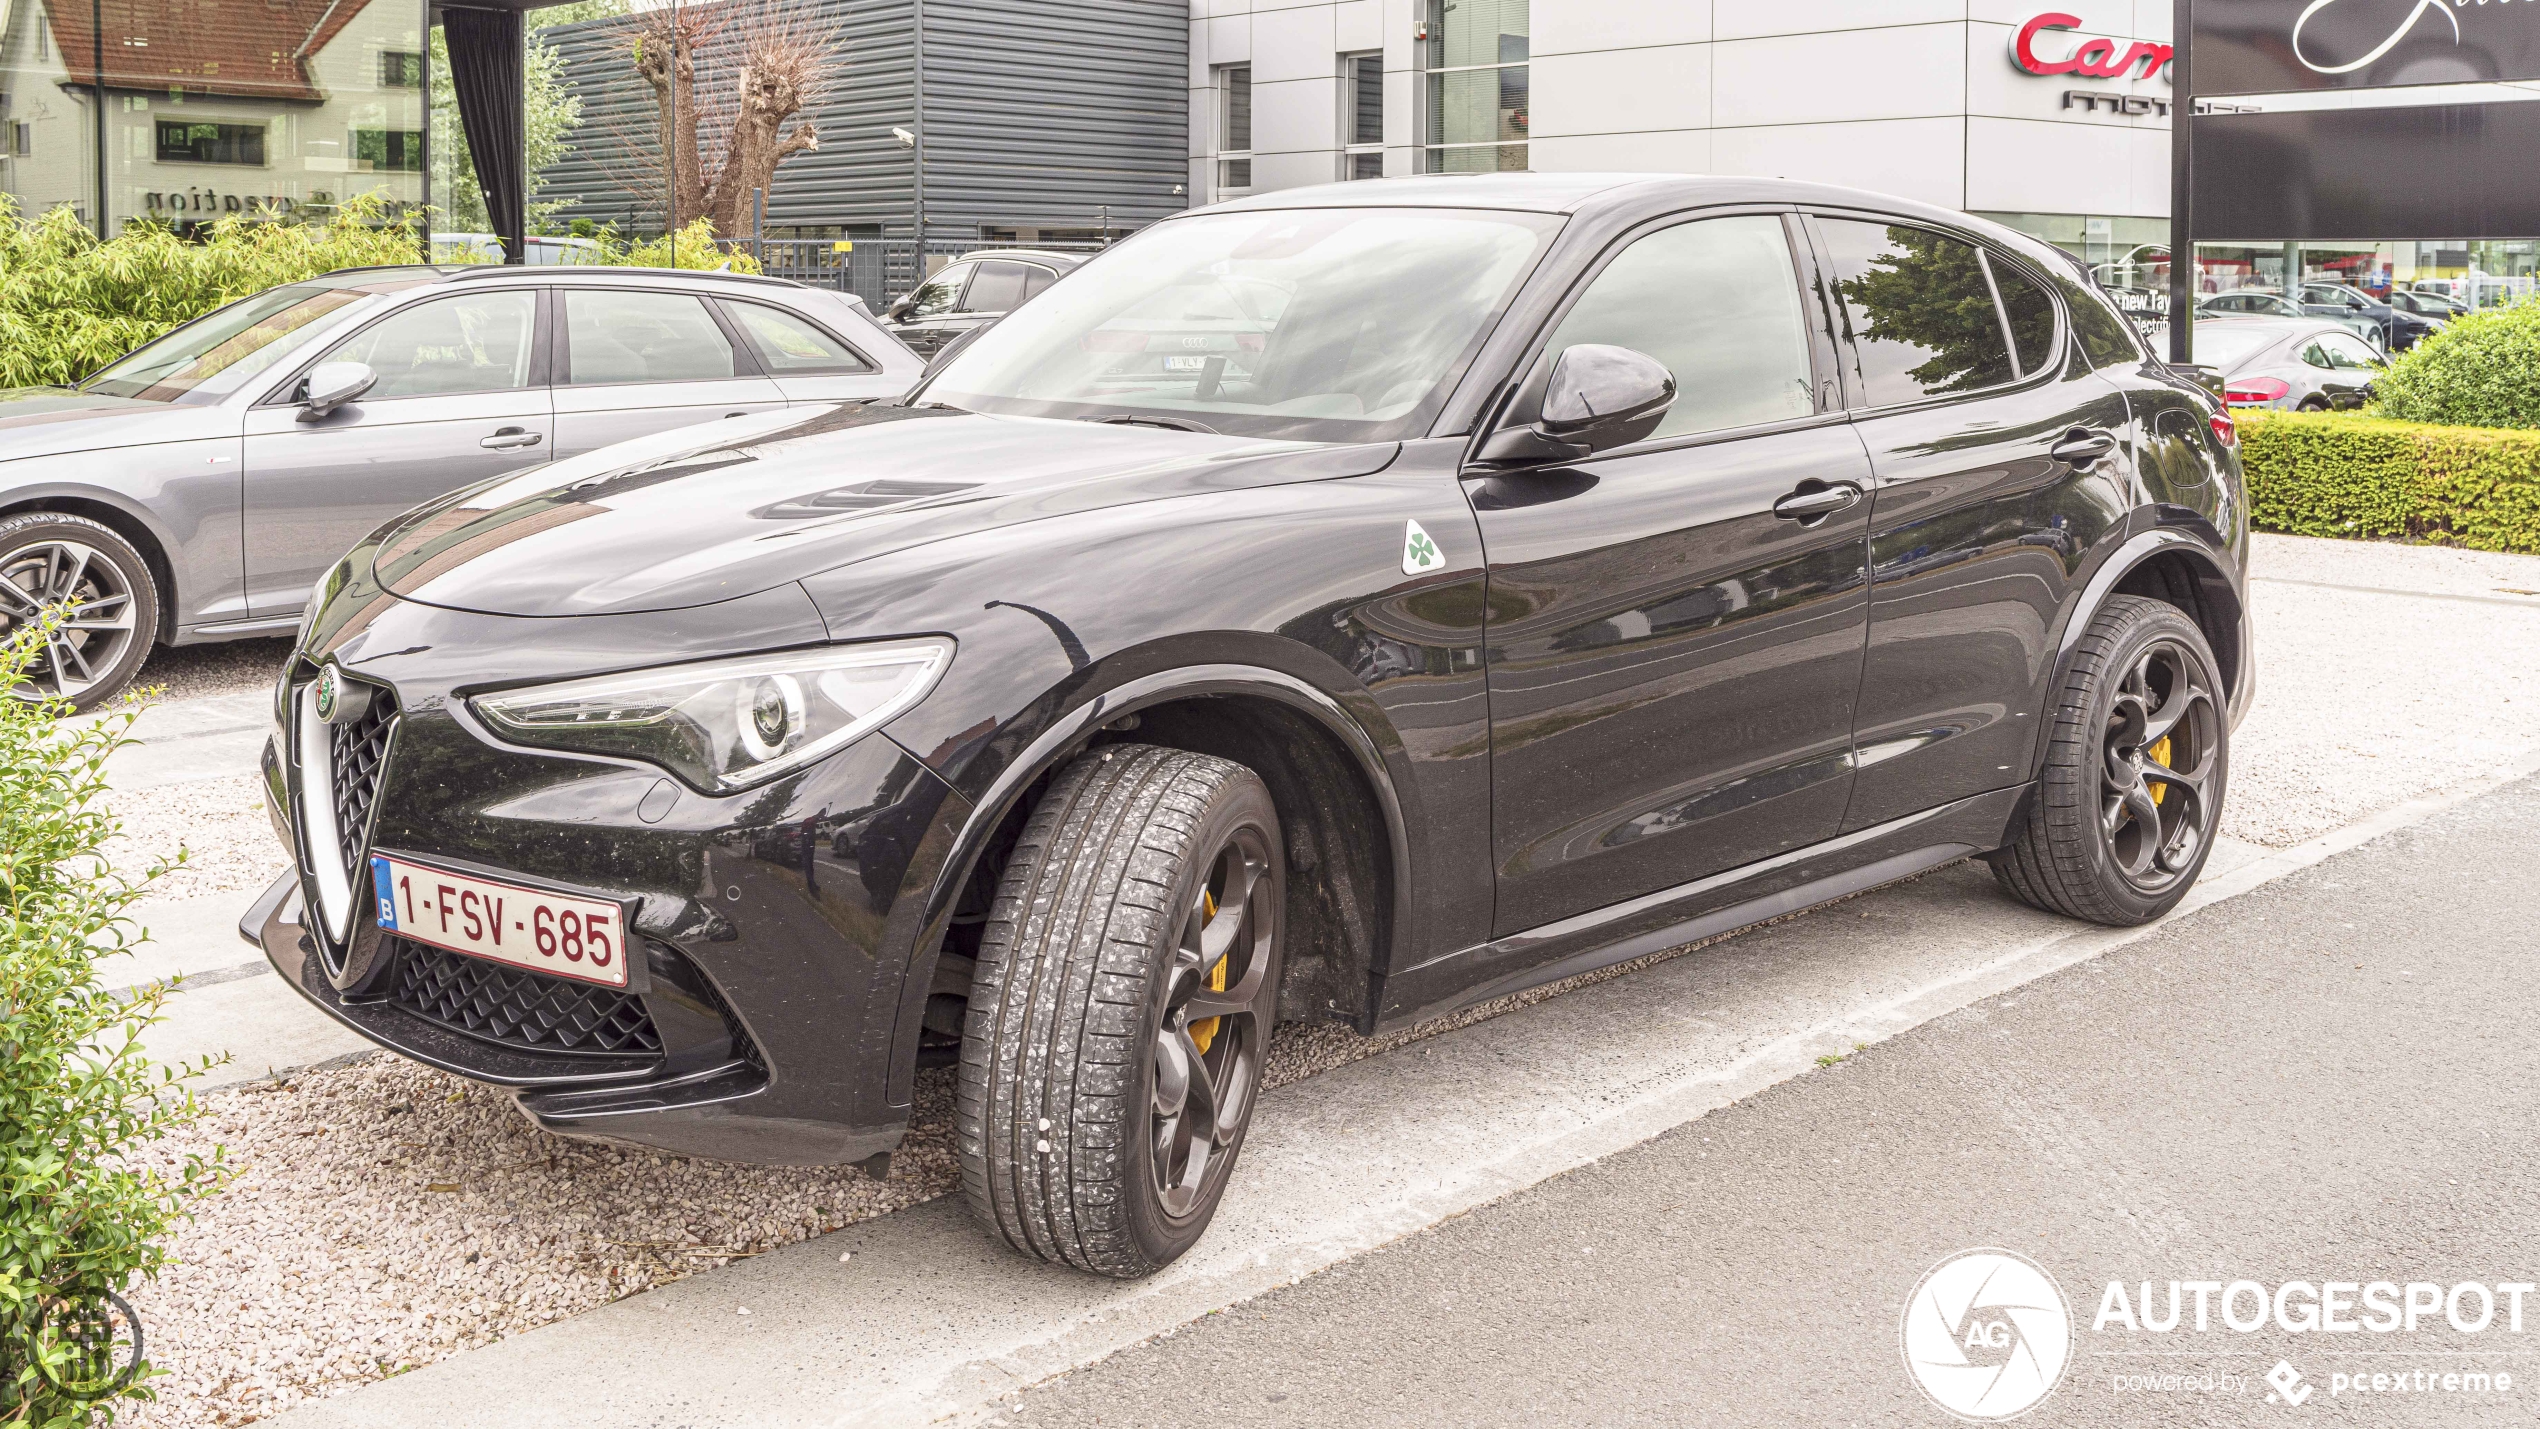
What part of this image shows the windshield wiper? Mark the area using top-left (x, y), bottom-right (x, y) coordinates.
top-left (1095, 413), bottom-right (1219, 435)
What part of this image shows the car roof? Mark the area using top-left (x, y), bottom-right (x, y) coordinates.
top-left (317, 263), bottom-right (815, 294)
top-left (951, 248), bottom-right (1089, 268)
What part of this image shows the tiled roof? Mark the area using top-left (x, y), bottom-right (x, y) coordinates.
top-left (45, 0), bottom-right (387, 104)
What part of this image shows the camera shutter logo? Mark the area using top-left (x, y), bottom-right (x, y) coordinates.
top-left (1901, 1249), bottom-right (2073, 1421)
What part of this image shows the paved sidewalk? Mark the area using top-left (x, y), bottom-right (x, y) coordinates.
top-left (1011, 774), bottom-right (2540, 1428)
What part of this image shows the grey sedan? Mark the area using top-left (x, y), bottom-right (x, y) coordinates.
top-left (0, 266), bottom-right (924, 709)
top-left (2188, 316), bottom-right (2387, 413)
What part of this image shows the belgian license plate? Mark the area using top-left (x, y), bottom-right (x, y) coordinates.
top-left (371, 854), bottom-right (631, 989)
top-left (1162, 354), bottom-right (1212, 372)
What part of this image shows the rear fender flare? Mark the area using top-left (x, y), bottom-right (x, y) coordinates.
top-left (2035, 528), bottom-right (2248, 781)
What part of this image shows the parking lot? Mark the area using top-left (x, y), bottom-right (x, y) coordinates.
top-left (85, 531), bottom-right (2540, 1427)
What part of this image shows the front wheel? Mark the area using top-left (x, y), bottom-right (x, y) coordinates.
top-left (1989, 595), bottom-right (2229, 926)
top-left (956, 743), bottom-right (1285, 1277)
top-left (0, 513), bottom-right (161, 712)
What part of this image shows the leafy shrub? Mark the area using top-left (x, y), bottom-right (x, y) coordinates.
top-left (2371, 300), bottom-right (2540, 430)
top-left (2239, 410), bottom-right (2540, 553)
top-left (0, 197), bottom-right (757, 390)
top-left (1, 621), bottom-right (222, 1425)
top-left (0, 195), bottom-right (421, 388)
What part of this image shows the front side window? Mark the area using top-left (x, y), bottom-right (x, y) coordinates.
top-left (724, 302), bottom-right (870, 375)
top-left (1818, 219), bottom-right (2018, 405)
top-left (904, 266), bottom-right (971, 320)
top-left (83, 283), bottom-right (375, 401)
top-left (325, 291), bottom-right (536, 399)
top-left (565, 290), bottom-right (736, 384)
top-left (1422, 0), bottom-right (1527, 173)
top-left (927, 206), bottom-right (1559, 444)
top-left (1544, 216), bottom-right (1815, 442)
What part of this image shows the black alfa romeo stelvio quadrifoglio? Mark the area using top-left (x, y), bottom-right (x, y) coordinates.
top-left (254, 174), bottom-right (2252, 1277)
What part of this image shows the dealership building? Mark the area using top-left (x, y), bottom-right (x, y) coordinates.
top-left (3, 0), bottom-right (2535, 297)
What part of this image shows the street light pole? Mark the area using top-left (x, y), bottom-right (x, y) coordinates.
top-left (2168, 0), bottom-right (2194, 365)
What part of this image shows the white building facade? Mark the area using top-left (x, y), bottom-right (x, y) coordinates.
top-left (1190, 1), bottom-right (2181, 274)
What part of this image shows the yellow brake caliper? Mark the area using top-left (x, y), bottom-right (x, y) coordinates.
top-left (1189, 891), bottom-right (1227, 1054)
top-left (2147, 735), bottom-right (2173, 806)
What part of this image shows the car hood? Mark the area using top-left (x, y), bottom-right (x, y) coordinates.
top-left (0, 388), bottom-right (220, 460)
top-left (370, 403), bottom-right (1400, 617)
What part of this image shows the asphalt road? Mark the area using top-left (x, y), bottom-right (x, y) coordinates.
top-left (1008, 777), bottom-right (2540, 1428)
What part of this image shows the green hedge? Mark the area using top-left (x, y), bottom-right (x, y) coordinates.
top-left (2238, 410), bottom-right (2540, 554)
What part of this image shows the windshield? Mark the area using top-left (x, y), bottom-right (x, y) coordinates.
top-left (82, 282), bottom-right (384, 402)
top-left (922, 207), bottom-right (1561, 443)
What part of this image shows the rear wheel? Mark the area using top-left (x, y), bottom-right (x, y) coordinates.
top-left (0, 513), bottom-right (160, 712)
top-left (1990, 595), bottom-right (2228, 926)
top-left (957, 743), bottom-right (1284, 1277)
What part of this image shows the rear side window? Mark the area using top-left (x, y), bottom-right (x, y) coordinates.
top-left (564, 290), bottom-right (736, 384)
top-left (1543, 214), bottom-right (1816, 441)
top-left (722, 301), bottom-right (872, 375)
top-left (1989, 257), bottom-right (2059, 379)
top-left (1021, 265), bottom-right (1059, 300)
top-left (1816, 219), bottom-right (2015, 404)
top-left (963, 261), bottom-right (1031, 313)
top-left (2055, 269), bottom-right (2146, 370)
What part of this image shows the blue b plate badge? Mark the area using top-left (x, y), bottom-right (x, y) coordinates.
top-left (370, 853), bottom-right (629, 989)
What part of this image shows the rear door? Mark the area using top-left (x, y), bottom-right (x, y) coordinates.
top-left (241, 287), bottom-right (550, 618)
top-left (1810, 215), bottom-right (2136, 832)
top-left (1472, 211), bottom-right (1876, 934)
top-left (550, 286), bottom-right (786, 459)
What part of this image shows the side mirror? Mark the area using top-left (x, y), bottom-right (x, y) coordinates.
top-left (887, 297), bottom-right (913, 322)
top-left (1477, 344), bottom-right (1676, 465)
top-left (299, 361), bottom-right (376, 421)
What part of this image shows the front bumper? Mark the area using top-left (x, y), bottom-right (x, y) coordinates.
top-left (260, 575), bottom-right (973, 1165)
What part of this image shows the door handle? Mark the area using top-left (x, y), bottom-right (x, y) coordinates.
top-left (1772, 482), bottom-right (1863, 524)
top-left (480, 427), bottom-right (544, 450)
top-left (2050, 427), bottom-right (2116, 465)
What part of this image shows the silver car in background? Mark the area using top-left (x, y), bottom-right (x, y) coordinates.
top-left (0, 266), bottom-right (924, 709)
top-left (2186, 316), bottom-right (2387, 413)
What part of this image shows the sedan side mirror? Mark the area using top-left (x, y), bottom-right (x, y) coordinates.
top-left (299, 361), bottom-right (377, 421)
top-left (1477, 344), bottom-right (1677, 465)
top-left (887, 297), bottom-right (914, 322)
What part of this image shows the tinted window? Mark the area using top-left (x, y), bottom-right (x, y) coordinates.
top-left (1021, 265), bottom-right (1059, 300)
top-left (906, 266), bottom-right (971, 319)
top-left (1990, 256), bottom-right (2058, 378)
top-left (326, 291), bottom-right (536, 399)
top-left (564, 290), bottom-right (736, 384)
top-left (1818, 219), bottom-right (2015, 404)
top-left (723, 301), bottom-right (869, 375)
top-left (1545, 215), bottom-right (1815, 441)
top-left (964, 261), bottom-right (1030, 313)
top-left (2051, 269), bottom-right (2145, 370)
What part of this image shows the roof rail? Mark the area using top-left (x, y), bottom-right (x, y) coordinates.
top-left (437, 263), bottom-right (806, 290)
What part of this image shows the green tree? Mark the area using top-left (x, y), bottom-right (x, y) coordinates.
top-left (1841, 226), bottom-right (2018, 395)
top-left (2372, 300), bottom-right (2540, 430)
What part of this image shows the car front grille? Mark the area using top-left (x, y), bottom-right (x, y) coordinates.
top-left (387, 935), bottom-right (663, 1057)
top-left (327, 687), bottom-right (396, 886)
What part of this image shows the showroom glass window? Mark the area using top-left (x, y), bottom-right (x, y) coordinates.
top-left (1421, 0), bottom-right (1526, 174)
top-left (0, 0), bottom-right (426, 235)
top-left (1544, 216), bottom-right (1816, 442)
top-left (1817, 219), bottom-right (2020, 405)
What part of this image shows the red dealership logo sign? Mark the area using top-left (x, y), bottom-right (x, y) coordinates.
top-left (2013, 12), bottom-right (2174, 82)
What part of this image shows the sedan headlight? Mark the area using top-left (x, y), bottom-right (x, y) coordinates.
top-left (472, 639), bottom-right (953, 794)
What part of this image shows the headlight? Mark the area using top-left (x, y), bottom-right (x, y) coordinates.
top-left (471, 638), bottom-right (953, 794)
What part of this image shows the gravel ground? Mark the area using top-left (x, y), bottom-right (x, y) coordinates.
top-left (135, 638), bottom-right (295, 705)
top-left (108, 533), bottom-right (2540, 1427)
top-left (105, 775), bottom-right (287, 903)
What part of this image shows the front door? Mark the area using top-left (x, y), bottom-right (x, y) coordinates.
top-left (242, 288), bottom-right (550, 618)
top-left (1807, 216), bottom-right (2137, 832)
top-left (550, 287), bottom-right (787, 460)
top-left (1472, 213), bottom-right (1876, 936)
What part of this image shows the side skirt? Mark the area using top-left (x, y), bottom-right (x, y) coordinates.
top-left (1370, 784), bottom-right (2031, 1032)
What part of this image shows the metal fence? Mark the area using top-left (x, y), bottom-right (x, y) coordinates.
top-left (716, 238), bottom-right (1114, 308)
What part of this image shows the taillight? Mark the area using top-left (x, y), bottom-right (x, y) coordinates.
top-left (2223, 376), bottom-right (2289, 406)
top-left (2210, 413), bottom-right (2238, 447)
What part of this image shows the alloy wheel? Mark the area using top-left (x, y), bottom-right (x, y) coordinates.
top-left (0, 540), bottom-right (141, 703)
top-left (1150, 824), bottom-right (1276, 1220)
top-left (2100, 638), bottom-right (2221, 893)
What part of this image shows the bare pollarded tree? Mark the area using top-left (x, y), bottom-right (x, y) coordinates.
top-left (629, 0), bottom-right (833, 237)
